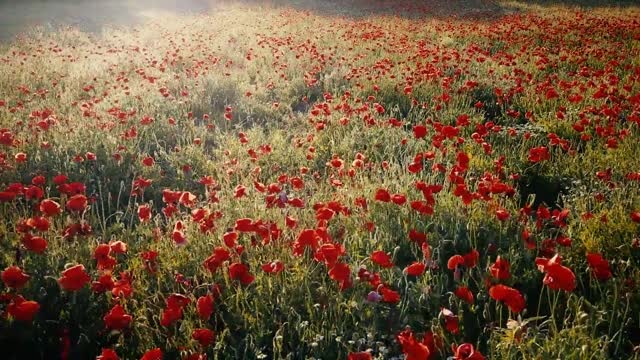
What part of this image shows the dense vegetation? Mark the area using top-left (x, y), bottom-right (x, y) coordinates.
top-left (1, 1), bottom-right (639, 359)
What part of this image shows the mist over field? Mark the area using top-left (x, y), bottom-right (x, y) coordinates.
top-left (0, 0), bottom-right (514, 41)
top-left (0, 0), bottom-right (214, 40)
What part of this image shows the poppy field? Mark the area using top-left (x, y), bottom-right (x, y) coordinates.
top-left (1, 0), bottom-right (640, 359)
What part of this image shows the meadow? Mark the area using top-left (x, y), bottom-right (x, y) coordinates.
top-left (1, 0), bottom-right (640, 359)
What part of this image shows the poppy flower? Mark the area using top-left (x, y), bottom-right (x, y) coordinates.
top-left (91, 274), bottom-right (115, 293)
top-left (58, 264), bottom-right (90, 291)
top-left (454, 286), bottom-right (474, 305)
top-left (103, 304), bottom-right (132, 330)
top-left (21, 234), bottom-right (48, 253)
top-left (374, 188), bottom-right (391, 202)
top-left (192, 328), bottom-right (215, 347)
top-left (413, 125), bottom-right (427, 139)
top-left (489, 256), bottom-right (510, 280)
top-left (24, 186), bottom-right (45, 200)
top-left (463, 249), bottom-right (480, 268)
top-left (142, 156), bottom-right (155, 166)
top-left (293, 229), bottom-right (320, 256)
top-left (196, 294), bottom-right (215, 320)
top-left (172, 221), bottom-right (187, 245)
top-left (39, 199), bottom-right (62, 216)
top-left (528, 146), bottom-right (550, 163)
top-left (630, 211), bottom-right (640, 223)
top-left (262, 260), bottom-right (285, 274)
top-left (371, 250), bottom-right (394, 268)
top-left (328, 262), bottom-right (351, 287)
top-left (2, 266), bottom-right (30, 289)
top-left (380, 286), bottom-right (401, 303)
top-left (160, 305), bottom-right (183, 327)
top-left (447, 255), bottom-right (465, 270)
top-left (109, 240), bottom-right (128, 254)
top-left (223, 231), bottom-right (238, 247)
top-left (228, 263), bottom-right (254, 285)
top-left (112, 273), bottom-right (133, 298)
top-left (536, 255), bottom-right (576, 292)
top-left (404, 262), bottom-right (426, 276)
top-left (452, 343), bottom-right (484, 360)
top-left (203, 247), bottom-right (230, 273)
top-left (97, 348), bottom-right (119, 360)
top-left (66, 194), bottom-right (88, 212)
top-left (140, 348), bottom-right (162, 360)
top-left (7, 296), bottom-right (40, 321)
top-left (440, 308), bottom-right (459, 334)
top-left (586, 253), bottom-right (612, 281)
top-left (138, 204), bottom-right (151, 222)
top-left (396, 329), bottom-right (431, 360)
top-left (391, 193), bottom-right (407, 205)
top-left (94, 244), bottom-right (116, 270)
top-left (489, 284), bottom-right (526, 313)
top-left (495, 209), bottom-right (510, 221)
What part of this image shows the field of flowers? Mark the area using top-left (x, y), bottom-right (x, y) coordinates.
top-left (1, 0), bottom-right (640, 359)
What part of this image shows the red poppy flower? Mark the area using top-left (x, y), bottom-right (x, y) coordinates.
top-left (489, 284), bottom-right (526, 313)
top-left (528, 146), bottom-right (550, 163)
top-left (371, 250), bottom-right (394, 268)
top-left (380, 286), bottom-right (401, 303)
top-left (440, 308), bottom-right (459, 334)
top-left (39, 199), bottom-right (62, 216)
top-left (452, 343), bottom-right (484, 360)
top-left (160, 305), bottom-right (183, 327)
top-left (234, 185), bottom-right (247, 199)
top-left (109, 240), bottom-right (128, 254)
top-left (66, 194), bottom-right (88, 212)
top-left (223, 231), bottom-right (238, 247)
top-left (196, 294), bottom-right (215, 320)
top-left (293, 228), bottom-right (320, 256)
top-left (142, 156), bottom-right (155, 166)
top-left (112, 273), bottom-right (133, 298)
top-left (447, 255), bottom-right (465, 270)
top-left (58, 264), bottom-right (90, 291)
top-left (495, 209), bottom-right (510, 221)
top-left (391, 193), bottom-right (407, 205)
top-left (396, 329), bottom-right (431, 360)
top-left (536, 255), bottom-right (576, 292)
top-left (454, 286), bottom-right (474, 305)
top-left (489, 256), bottom-right (511, 280)
top-left (192, 328), bottom-right (215, 347)
top-left (94, 244), bottom-right (116, 270)
top-left (138, 204), bottom-right (151, 222)
top-left (328, 262), bottom-right (351, 287)
top-left (374, 188), bottom-right (391, 202)
top-left (97, 348), bottom-right (119, 360)
top-left (7, 296), bottom-right (40, 321)
top-left (404, 262), bottom-right (426, 276)
top-left (140, 348), bottom-right (162, 360)
top-left (21, 234), bottom-right (48, 253)
top-left (229, 263), bottom-right (254, 285)
top-left (172, 221), bottom-right (187, 245)
top-left (103, 304), bottom-right (132, 330)
top-left (203, 247), bottom-right (230, 273)
top-left (91, 274), bottom-right (115, 293)
top-left (463, 249), bottom-right (480, 268)
top-left (586, 253), bottom-right (612, 281)
top-left (262, 260), bottom-right (285, 274)
top-left (2, 266), bottom-right (30, 289)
